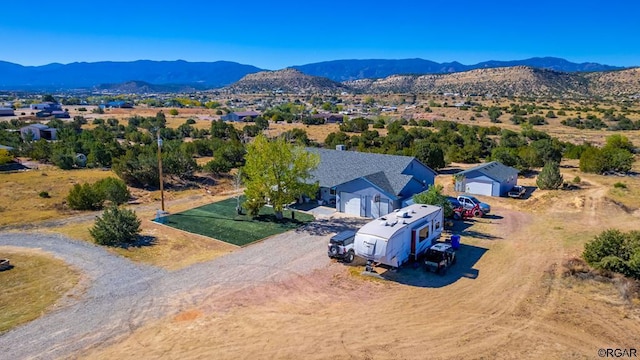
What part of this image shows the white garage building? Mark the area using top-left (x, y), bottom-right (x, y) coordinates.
top-left (454, 161), bottom-right (518, 197)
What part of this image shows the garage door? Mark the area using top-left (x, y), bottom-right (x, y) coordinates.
top-left (465, 181), bottom-right (493, 196)
top-left (341, 192), bottom-right (362, 216)
top-left (369, 198), bottom-right (390, 218)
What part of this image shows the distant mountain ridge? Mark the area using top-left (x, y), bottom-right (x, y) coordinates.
top-left (292, 57), bottom-right (624, 81)
top-left (0, 57), bottom-right (630, 91)
top-left (0, 60), bottom-right (263, 90)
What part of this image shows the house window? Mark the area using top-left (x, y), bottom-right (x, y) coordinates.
top-left (419, 226), bottom-right (429, 242)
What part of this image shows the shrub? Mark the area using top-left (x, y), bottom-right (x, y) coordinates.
top-left (412, 184), bottom-right (453, 218)
top-left (572, 176), bottom-right (581, 184)
top-left (613, 182), bottom-right (627, 189)
top-left (95, 177), bottom-right (130, 205)
top-left (90, 206), bottom-right (141, 246)
top-left (583, 229), bottom-right (640, 279)
top-left (536, 161), bottom-right (563, 190)
top-left (66, 183), bottom-right (104, 210)
top-left (38, 191), bottom-right (50, 198)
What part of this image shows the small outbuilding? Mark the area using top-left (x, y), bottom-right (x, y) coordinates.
top-left (221, 111), bottom-right (260, 122)
top-left (20, 124), bottom-right (58, 140)
top-left (454, 161), bottom-right (518, 197)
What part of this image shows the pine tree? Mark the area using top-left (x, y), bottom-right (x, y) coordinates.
top-left (90, 206), bottom-right (141, 246)
top-left (536, 161), bottom-right (563, 190)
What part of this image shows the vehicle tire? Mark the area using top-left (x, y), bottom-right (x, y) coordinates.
top-left (473, 209), bottom-right (481, 217)
top-left (345, 250), bottom-right (355, 263)
top-left (329, 245), bottom-right (339, 256)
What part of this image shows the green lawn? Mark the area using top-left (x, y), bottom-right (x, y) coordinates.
top-left (159, 197), bottom-right (315, 246)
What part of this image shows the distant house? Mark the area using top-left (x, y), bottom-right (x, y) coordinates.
top-left (20, 124), bottom-right (57, 140)
top-left (221, 111), bottom-right (260, 122)
top-left (100, 100), bottom-right (134, 109)
top-left (30, 102), bottom-right (62, 111)
top-left (454, 161), bottom-right (518, 197)
top-left (311, 113), bottom-right (344, 123)
top-left (36, 110), bottom-right (70, 118)
top-left (306, 147), bottom-right (437, 218)
top-left (0, 108), bottom-right (14, 117)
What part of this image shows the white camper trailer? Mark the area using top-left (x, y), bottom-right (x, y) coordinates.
top-left (354, 204), bottom-right (443, 268)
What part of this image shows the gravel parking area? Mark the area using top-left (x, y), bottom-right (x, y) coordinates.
top-left (0, 217), bottom-right (367, 359)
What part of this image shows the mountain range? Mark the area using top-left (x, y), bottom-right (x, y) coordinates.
top-left (0, 57), bottom-right (628, 91)
top-left (229, 67), bottom-right (640, 97)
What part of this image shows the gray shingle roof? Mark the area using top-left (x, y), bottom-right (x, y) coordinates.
top-left (306, 148), bottom-right (434, 198)
top-left (457, 161), bottom-right (518, 182)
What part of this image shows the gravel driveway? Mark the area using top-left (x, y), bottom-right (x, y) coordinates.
top-left (0, 217), bottom-right (366, 359)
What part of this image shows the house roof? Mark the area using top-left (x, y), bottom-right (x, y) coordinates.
top-left (457, 161), bottom-right (518, 182)
top-left (233, 111), bottom-right (260, 117)
top-left (23, 124), bottom-right (49, 130)
top-left (306, 148), bottom-right (435, 198)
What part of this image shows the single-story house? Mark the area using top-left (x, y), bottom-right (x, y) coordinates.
top-left (454, 161), bottom-right (518, 197)
top-left (311, 113), bottom-right (344, 123)
top-left (20, 124), bottom-right (57, 140)
top-left (30, 102), bottom-right (62, 111)
top-left (0, 108), bottom-right (15, 116)
top-left (36, 110), bottom-right (70, 118)
top-left (306, 147), bottom-right (437, 218)
top-left (100, 100), bottom-right (134, 109)
top-left (221, 111), bottom-right (260, 122)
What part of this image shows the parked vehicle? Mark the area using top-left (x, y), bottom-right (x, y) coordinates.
top-left (424, 242), bottom-right (456, 274)
top-left (452, 203), bottom-right (482, 219)
top-left (328, 230), bottom-right (356, 263)
top-left (354, 204), bottom-right (444, 268)
top-left (457, 194), bottom-right (490, 216)
top-left (507, 185), bottom-right (526, 199)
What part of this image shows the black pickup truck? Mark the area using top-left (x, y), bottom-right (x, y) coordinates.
top-left (507, 185), bottom-right (526, 199)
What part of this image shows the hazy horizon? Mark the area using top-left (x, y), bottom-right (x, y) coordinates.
top-left (2, 0), bottom-right (639, 69)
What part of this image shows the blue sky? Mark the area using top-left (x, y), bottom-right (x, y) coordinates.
top-left (2, 1), bottom-right (639, 69)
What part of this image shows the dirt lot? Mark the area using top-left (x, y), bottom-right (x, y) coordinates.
top-left (80, 173), bottom-right (640, 360)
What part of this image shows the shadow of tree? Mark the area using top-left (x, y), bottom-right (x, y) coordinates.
top-left (124, 235), bottom-right (157, 248)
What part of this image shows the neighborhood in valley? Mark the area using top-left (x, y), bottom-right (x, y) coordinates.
top-left (1, 22), bottom-right (640, 357)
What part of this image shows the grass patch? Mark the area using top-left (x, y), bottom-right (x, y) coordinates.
top-left (0, 167), bottom-right (116, 226)
top-left (161, 197), bottom-right (314, 246)
top-left (0, 248), bottom-right (79, 333)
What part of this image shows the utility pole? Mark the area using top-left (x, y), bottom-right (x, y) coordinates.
top-left (157, 128), bottom-right (165, 211)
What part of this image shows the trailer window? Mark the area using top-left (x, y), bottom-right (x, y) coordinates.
top-left (435, 221), bottom-right (441, 230)
top-left (419, 226), bottom-right (429, 242)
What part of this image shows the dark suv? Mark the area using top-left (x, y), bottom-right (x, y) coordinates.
top-left (327, 230), bottom-right (356, 263)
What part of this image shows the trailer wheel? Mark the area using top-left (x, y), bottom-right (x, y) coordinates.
top-left (473, 209), bottom-right (482, 217)
top-left (345, 250), bottom-right (355, 263)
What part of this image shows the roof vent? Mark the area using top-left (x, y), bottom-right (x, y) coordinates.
top-left (336, 144), bottom-right (346, 151)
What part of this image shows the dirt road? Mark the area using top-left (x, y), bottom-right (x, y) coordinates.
top-left (0, 218), bottom-right (366, 359)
